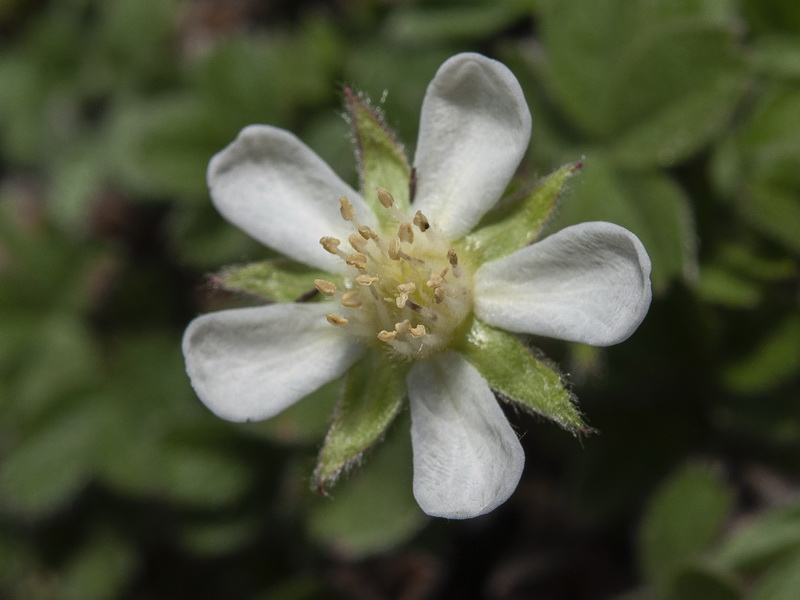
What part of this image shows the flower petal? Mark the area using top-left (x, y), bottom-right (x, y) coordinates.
top-left (182, 303), bottom-right (363, 422)
top-left (407, 351), bottom-right (524, 519)
top-left (208, 125), bottom-right (377, 272)
top-left (474, 222), bottom-right (652, 346)
top-left (412, 53), bottom-right (532, 239)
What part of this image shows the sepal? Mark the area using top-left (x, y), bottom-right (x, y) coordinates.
top-left (215, 259), bottom-right (340, 302)
top-left (313, 351), bottom-right (408, 489)
top-left (456, 318), bottom-right (587, 433)
top-left (461, 162), bottom-right (580, 264)
top-left (345, 88), bottom-right (411, 222)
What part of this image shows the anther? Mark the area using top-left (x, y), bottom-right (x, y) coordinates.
top-left (413, 211), bottom-right (430, 232)
top-left (377, 330), bottom-right (397, 342)
top-left (447, 248), bottom-right (458, 266)
top-left (395, 320), bottom-right (412, 334)
top-left (314, 279), bottom-right (337, 296)
top-left (396, 282), bottom-right (417, 309)
top-left (339, 196), bottom-right (355, 221)
top-left (341, 291), bottom-right (362, 308)
top-left (398, 222), bottom-right (414, 244)
top-left (320, 237), bottom-right (342, 254)
top-left (410, 324), bottom-right (427, 338)
top-left (326, 313), bottom-right (348, 326)
top-left (377, 187), bottom-right (395, 208)
top-left (346, 253), bottom-right (367, 270)
top-left (434, 286), bottom-right (447, 303)
top-left (426, 273), bottom-right (444, 288)
top-left (358, 225), bottom-right (379, 240)
top-left (356, 274), bottom-right (378, 285)
top-left (348, 233), bottom-right (368, 252)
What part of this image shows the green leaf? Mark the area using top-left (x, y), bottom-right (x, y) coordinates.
top-left (667, 562), bottom-right (741, 600)
top-left (551, 159), bottom-right (697, 291)
top-left (461, 163), bottom-right (581, 264)
top-left (383, 3), bottom-right (526, 44)
top-left (217, 259), bottom-right (338, 303)
top-left (639, 462), bottom-right (735, 591)
top-left (308, 413), bottom-right (425, 557)
top-left (717, 502), bottom-right (800, 571)
top-left (749, 550), bottom-right (800, 600)
top-left (313, 352), bottom-right (407, 487)
top-left (722, 314), bottom-right (800, 394)
top-left (456, 318), bottom-right (585, 433)
top-left (59, 532), bottom-right (136, 600)
top-left (345, 89), bottom-right (411, 222)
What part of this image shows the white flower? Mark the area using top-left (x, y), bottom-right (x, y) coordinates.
top-left (182, 53), bottom-right (652, 519)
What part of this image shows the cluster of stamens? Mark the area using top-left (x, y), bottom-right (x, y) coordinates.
top-left (315, 188), bottom-right (472, 360)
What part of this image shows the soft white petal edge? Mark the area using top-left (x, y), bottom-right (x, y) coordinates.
top-left (474, 222), bottom-right (652, 346)
top-left (412, 53), bottom-right (532, 239)
top-left (407, 351), bottom-right (525, 519)
top-left (182, 303), bottom-right (364, 422)
top-left (207, 125), bottom-right (377, 273)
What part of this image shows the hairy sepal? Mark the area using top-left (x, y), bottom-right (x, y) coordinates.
top-left (216, 259), bottom-right (340, 302)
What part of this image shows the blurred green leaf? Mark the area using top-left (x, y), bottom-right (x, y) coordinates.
top-left (59, 532), bottom-right (136, 600)
top-left (639, 462), bottom-right (734, 591)
top-left (722, 315), bottom-right (800, 394)
top-left (383, 3), bottom-right (526, 44)
top-left (717, 502), bottom-right (800, 571)
top-left (748, 550), bottom-right (800, 600)
top-left (667, 562), bottom-right (741, 600)
top-left (550, 159), bottom-right (696, 291)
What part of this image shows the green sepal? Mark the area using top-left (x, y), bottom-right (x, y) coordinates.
top-left (460, 162), bottom-right (580, 264)
top-left (345, 88), bottom-right (411, 222)
top-left (455, 318), bottom-right (586, 433)
top-left (313, 351), bottom-right (408, 489)
top-left (216, 259), bottom-right (341, 303)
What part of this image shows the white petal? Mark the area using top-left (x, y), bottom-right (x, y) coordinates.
top-left (208, 125), bottom-right (377, 272)
top-left (182, 303), bottom-right (363, 422)
top-left (407, 351), bottom-right (524, 519)
top-left (412, 53), bottom-right (532, 239)
top-left (474, 222), bottom-right (652, 346)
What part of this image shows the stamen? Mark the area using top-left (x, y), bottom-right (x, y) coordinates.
top-left (358, 225), bottom-right (379, 241)
top-left (395, 320), bottom-right (412, 335)
top-left (348, 233), bottom-right (368, 253)
top-left (395, 283), bottom-right (416, 309)
top-left (341, 291), bottom-right (362, 308)
top-left (398, 222), bottom-right (414, 243)
top-left (410, 324), bottom-right (427, 338)
top-left (413, 211), bottom-right (430, 232)
top-left (356, 274), bottom-right (379, 285)
top-left (320, 237), bottom-right (342, 254)
top-left (346, 253), bottom-right (367, 270)
top-left (434, 287), bottom-right (446, 303)
top-left (377, 330), bottom-right (397, 342)
top-left (339, 196), bottom-right (355, 221)
top-left (314, 279), bottom-right (337, 296)
top-left (388, 237), bottom-right (401, 261)
top-left (326, 313), bottom-right (348, 326)
top-left (376, 187), bottom-right (395, 208)
top-left (447, 248), bottom-right (458, 266)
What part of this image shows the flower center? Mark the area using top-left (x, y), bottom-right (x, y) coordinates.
top-left (315, 188), bottom-right (472, 361)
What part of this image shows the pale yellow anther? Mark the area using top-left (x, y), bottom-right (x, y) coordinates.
top-left (447, 248), bottom-right (459, 266)
top-left (314, 279), bottom-right (337, 296)
top-left (346, 252), bottom-right (367, 270)
top-left (413, 210), bottom-right (430, 232)
top-left (326, 313), bottom-right (348, 326)
top-left (426, 273), bottom-right (444, 288)
top-left (395, 320), bottom-right (412, 334)
top-left (348, 233), bottom-right (367, 252)
top-left (395, 295), bottom-right (408, 309)
top-left (358, 225), bottom-right (379, 240)
top-left (397, 282), bottom-right (417, 294)
top-left (356, 274), bottom-right (379, 285)
top-left (377, 330), bottom-right (397, 342)
top-left (339, 196), bottom-right (355, 221)
top-left (410, 324), bottom-right (427, 338)
top-left (398, 222), bottom-right (414, 244)
top-left (341, 291), bottom-right (362, 308)
top-left (434, 286), bottom-right (447, 303)
top-left (376, 187), bottom-right (395, 208)
top-left (388, 237), bottom-right (401, 260)
top-left (320, 237), bottom-right (342, 254)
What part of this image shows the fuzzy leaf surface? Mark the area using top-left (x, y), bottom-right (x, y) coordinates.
top-left (217, 259), bottom-right (337, 302)
top-left (313, 352), bottom-right (407, 487)
top-left (456, 318), bottom-right (584, 432)
top-left (461, 163), bottom-right (580, 264)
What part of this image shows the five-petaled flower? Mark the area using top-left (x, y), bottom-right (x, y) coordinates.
top-left (182, 53), bottom-right (652, 519)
